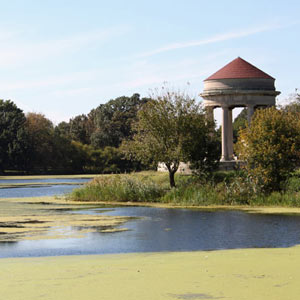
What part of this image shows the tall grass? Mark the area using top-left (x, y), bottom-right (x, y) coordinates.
top-left (70, 175), bottom-right (165, 202)
top-left (69, 171), bottom-right (300, 207)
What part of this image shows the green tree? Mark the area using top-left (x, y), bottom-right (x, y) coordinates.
top-left (51, 130), bottom-right (82, 173)
top-left (69, 114), bottom-right (92, 144)
top-left (0, 100), bottom-right (28, 173)
top-left (55, 121), bottom-right (71, 140)
top-left (233, 108), bottom-right (247, 143)
top-left (68, 141), bottom-right (92, 173)
top-left (89, 146), bottom-right (126, 174)
top-left (25, 113), bottom-right (55, 172)
top-left (124, 88), bottom-right (219, 188)
top-left (236, 107), bottom-right (300, 192)
top-left (90, 93), bottom-right (149, 148)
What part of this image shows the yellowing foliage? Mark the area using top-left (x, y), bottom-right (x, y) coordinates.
top-left (236, 107), bottom-right (300, 192)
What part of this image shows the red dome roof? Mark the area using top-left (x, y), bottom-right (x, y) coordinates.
top-left (205, 57), bottom-right (274, 81)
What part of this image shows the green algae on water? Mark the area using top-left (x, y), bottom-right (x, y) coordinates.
top-left (0, 197), bottom-right (132, 242)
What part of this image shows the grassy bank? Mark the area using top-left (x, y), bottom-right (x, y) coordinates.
top-left (69, 171), bottom-right (300, 207)
top-left (1, 246), bottom-right (300, 300)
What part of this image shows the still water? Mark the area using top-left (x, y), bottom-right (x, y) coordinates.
top-left (2, 179), bottom-right (300, 258)
top-left (0, 178), bottom-right (90, 184)
top-left (0, 178), bottom-right (90, 198)
top-left (2, 206), bottom-right (300, 258)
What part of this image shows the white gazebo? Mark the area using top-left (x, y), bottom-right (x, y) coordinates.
top-left (200, 57), bottom-right (280, 166)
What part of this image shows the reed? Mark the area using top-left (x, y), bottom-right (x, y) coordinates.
top-left (70, 174), bottom-right (165, 202)
top-left (69, 171), bottom-right (300, 207)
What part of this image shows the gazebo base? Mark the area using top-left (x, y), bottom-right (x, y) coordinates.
top-left (219, 160), bottom-right (245, 171)
top-left (157, 161), bottom-right (245, 174)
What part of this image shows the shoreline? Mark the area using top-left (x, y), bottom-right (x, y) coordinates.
top-left (3, 196), bottom-right (300, 215)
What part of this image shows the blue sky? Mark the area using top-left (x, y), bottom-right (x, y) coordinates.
top-left (0, 0), bottom-right (299, 124)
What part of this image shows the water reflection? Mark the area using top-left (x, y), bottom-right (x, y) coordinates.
top-left (2, 206), bottom-right (300, 258)
top-left (0, 184), bottom-right (83, 198)
top-left (0, 178), bottom-right (91, 184)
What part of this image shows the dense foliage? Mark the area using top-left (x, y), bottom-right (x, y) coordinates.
top-left (236, 107), bottom-right (300, 192)
top-left (89, 93), bottom-right (150, 148)
top-left (0, 94), bottom-right (149, 174)
top-left (232, 108), bottom-right (247, 143)
top-left (0, 100), bottom-right (28, 173)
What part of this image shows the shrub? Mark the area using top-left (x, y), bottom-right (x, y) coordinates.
top-left (236, 107), bottom-right (300, 193)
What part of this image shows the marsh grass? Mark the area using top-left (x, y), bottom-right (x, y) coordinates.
top-left (160, 182), bottom-right (223, 205)
top-left (70, 175), bottom-right (165, 202)
top-left (69, 171), bottom-right (300, 207)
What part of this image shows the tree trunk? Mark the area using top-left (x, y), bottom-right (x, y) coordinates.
top-left (169, 170), bottom-right (176, 188)
top-left (165, 162), bottom-right (179, 188)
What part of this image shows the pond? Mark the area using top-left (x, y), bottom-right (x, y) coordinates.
top-left (0, 178), bottom-right (90, 184)
top-left (2, 205), bottom-right (300, 258)
top-left (2, 177), bottom-right (300, 258)
top-left (0, 178), bottom-right (91, 198)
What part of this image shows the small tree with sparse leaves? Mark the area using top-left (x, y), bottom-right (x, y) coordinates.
top-left (123, 86), bottom-right (220, 188)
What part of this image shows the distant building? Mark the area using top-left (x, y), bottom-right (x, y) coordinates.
top-left (157, 162), bottom-right (192, 174)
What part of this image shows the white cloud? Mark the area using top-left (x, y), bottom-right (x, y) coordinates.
top-left (138, 22), bottom-right (290, 58)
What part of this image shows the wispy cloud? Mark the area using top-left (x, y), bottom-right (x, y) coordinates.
top-left (0, 26), bottom-right (129, 67)
top-left (0, 29), bottom-right (23, 41)
top-left (138, 23), bottom-right (289, 58)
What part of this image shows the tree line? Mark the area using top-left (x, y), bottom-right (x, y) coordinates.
top-left (2, 86), bottom-right (300, 194)
top-left (0, 94), bottom-right (151, 174)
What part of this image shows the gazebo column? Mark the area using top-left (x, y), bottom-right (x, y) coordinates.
top-left (228, 108), bottom-right (234, 160)
top-left (247, 105), bottom-right (255, 124)
top-left (221, 106), bottom-right (229, 161)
